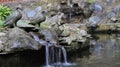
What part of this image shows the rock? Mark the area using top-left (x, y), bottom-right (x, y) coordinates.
top-left (27, 10), bottom-right (36, 18)
top-left (106, 0), bottom-right (114, 6)
top-left (93, 3), bottom-right (103, 12)
top-left (44, 12), bottom-right (64, 27)
top-left (113, 6), bottom-right (120, 13)
top-left (0, 27), bottom-right (41, 54)
top-left (107, 12), bottom-right (116, 19)
top-left (35, 6), bottom-right (42, 12)
top-left (78, 30), bottom-right (88, 37)
top-left (61, 30), bottom-right (70, 37)
top-left (0, 32), bottom-right (6, 36)
top-left (39, 28), bottom-right (59, 45)
top-left (17, 20), bottom-right (35, 28)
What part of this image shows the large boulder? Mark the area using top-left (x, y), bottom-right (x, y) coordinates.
top-left (0, 27), bottom-right (41, 54)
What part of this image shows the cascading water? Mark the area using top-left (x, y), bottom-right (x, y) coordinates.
top-left (58, 48), bottom-right (61, 64)
top-left (61, 46), bottom-right (68, 63)
top-left (45, 45), bottom-right (50, 67)
top-left (29, 31), bottom-right (76, 67)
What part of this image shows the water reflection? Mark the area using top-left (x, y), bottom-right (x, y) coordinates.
top-left (0, 50), bottom-right (45, 67)
top-left (75, 34), bottom-right (120, 67)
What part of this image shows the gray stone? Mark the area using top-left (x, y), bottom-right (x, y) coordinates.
top-left (17, 20), bottom-right (35, 28)
top-left (0, 27), bottom-right (41, 54)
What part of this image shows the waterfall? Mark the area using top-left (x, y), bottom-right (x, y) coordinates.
top-left (45, 45), bottom-right (50, 67)
top-left (58, 48), bottom-right (61, 63)
top-left (49, 47), bottom-right (55, 63)
top-left (61, 46), bottom-right (68, 63)
top-left (29, 32), bottom-right (47, 46)
top-left (29, 31), bottom-right (73, 66)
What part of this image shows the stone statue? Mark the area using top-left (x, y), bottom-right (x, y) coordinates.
top-left (3, 5), bottom-right (23, 28)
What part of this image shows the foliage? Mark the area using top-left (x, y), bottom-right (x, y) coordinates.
top-left (0, 4), bottom-right (12, 21)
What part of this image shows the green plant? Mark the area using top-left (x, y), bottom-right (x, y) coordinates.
top-left (0, 4), bottom-right (12, 21)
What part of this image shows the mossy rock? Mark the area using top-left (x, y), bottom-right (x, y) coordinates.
top-left (17, 20), bottom-right (35, 28)
top-left (87, 0), bottom-right (96, 3)
top-left (40, 22), bottom-right (52, 28)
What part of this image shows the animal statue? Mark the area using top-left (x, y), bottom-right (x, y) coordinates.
top-left (29, 11), bottom-right (46, 27)
top-left (45, 12), bottom-right (64, 27)
top-left (3, 5), bottom-right (23, 28)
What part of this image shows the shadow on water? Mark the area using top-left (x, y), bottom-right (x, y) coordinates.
top-left (0, 48), bottom-right (46, 67)
top-left (0, 34), bottom-right (120, 67)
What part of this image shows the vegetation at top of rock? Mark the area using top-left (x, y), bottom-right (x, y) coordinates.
top-left (0, 4), bottom-right (12, 21)
top-left (0, 4), bottom-right (12, 28)
top-left (87, 0), bottom-right (96, 3)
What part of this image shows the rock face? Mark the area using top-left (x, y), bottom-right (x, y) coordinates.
top-left (59, 24), bottom-right (89, 45)
top-left (0, 27), bottom-right (41, 54)
top-left (40, 28), bottom-right (59, 45)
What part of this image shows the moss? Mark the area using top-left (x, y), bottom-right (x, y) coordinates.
top-left (87, 0), bottom-right (96, 3)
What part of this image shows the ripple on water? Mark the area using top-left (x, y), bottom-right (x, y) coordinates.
top-left (50, 62), bottom-right (77, 67)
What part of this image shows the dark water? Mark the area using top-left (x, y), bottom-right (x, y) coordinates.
top-left (0, 34), bottom-right (120, 67)
top-left (70, 34), bottom-right (120, 67)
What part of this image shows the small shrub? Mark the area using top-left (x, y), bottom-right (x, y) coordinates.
top-left (0, 4), bottom-right (12, 21)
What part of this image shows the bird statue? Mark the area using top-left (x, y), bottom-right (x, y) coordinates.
top-left (3, 5), bottom-right (23, 28)
top-left (28, 10), bottom-right (46, 27)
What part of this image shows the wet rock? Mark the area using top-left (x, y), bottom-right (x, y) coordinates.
top-left (0, 27), bottom-right (41, 54)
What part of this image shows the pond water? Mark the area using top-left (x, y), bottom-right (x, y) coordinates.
top-left (68, 34), bottom-right (120, 67)
top-left (0, 34), bottom-right (120, 67)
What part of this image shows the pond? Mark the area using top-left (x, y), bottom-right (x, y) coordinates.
top-left (0, 34), bottom-right (120, 67)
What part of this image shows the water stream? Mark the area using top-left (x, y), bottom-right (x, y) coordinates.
top-left (29, 31), bottom-right (73, 67)
top-left (61, 47), bottom-right (68, 64)
top-left (45, 45), bottom-right (50, 67)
